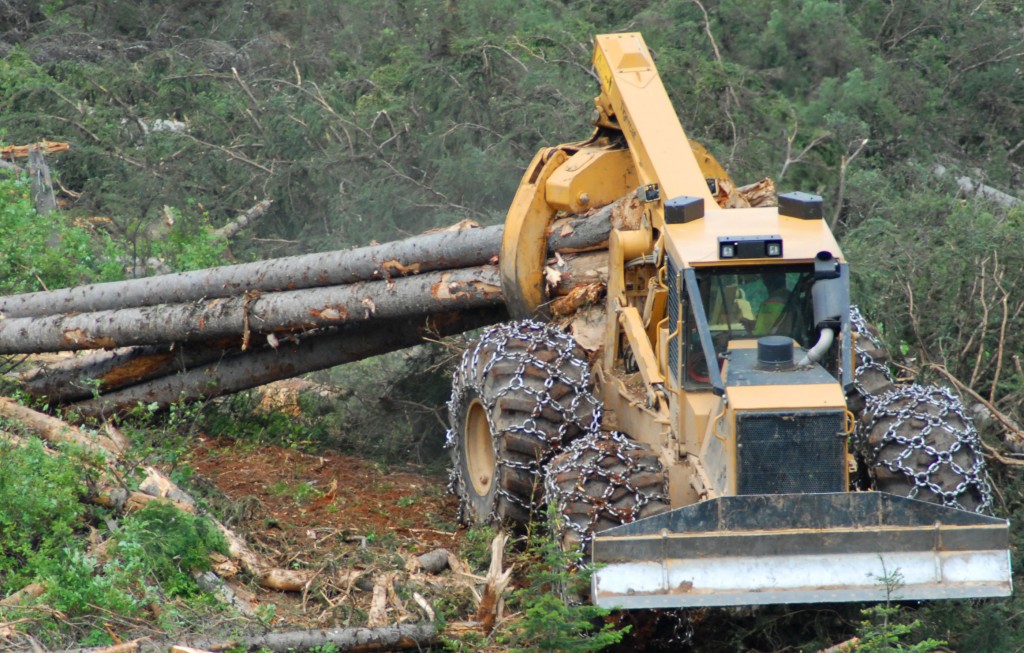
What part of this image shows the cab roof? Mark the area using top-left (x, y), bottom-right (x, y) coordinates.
top-left (663, 207), bottom-right (845, 268)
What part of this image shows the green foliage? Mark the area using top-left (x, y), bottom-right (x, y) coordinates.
top-left (198, 391), bottom-right (329, 451)
top-left (856, 603), bottom-right (946, 653)
top-left (0, 439), bottom-right (87, 590)
top-left (0, 171), bottom-right (124, 293)
top-left (852, 567), bottom-right (946, 653)
top-left (111, 502), bottom-right (227, 598)
top-left (499, 514), bottom-right (627, 653)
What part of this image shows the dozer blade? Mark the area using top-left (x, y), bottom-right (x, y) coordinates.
top-left (591, 493), bottom-right (1011, 609)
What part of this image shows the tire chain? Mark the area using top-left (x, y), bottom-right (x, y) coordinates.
top-left (849, 304), bottom-right (895, 397)
top-left (445, 320), bottom-right (603, 522)
top-left (544, 430), bottom-right (669, 564)
top-left (858, 383), bottom-right (993, 513)
top-left (849, 306), bottom-right (993, 513)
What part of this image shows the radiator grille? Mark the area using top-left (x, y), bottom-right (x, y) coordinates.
top-left (667, 258), bottom-right (680, 383)
top-left (736, 410), bottom-right (846, 494)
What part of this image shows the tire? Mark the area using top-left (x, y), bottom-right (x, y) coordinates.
top-left (858, 383), bottom-right (993, 513)
top-left (544, 430), bottom-right (670, 561)
top-left (446, 320), bottom-right (601, 526)
top-left (848, 305), bottom-right (896, 416)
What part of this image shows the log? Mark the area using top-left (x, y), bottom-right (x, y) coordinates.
top-left (0, 209), bottom-right (613, 319)
top-left (192, 624), bottom-right (438, 653)
top-left (19, 250), bottom-right (603, 403)
top-left (70, 307), bottom-right (506, 418)
top-left (19, 341), bottom-right (242, 404)
top-left (0, 397), bottom-right (125, 456)
top-left (0, 266), bottom-right (503, 354)
top-left (0, 225), bottom-right (503, 319)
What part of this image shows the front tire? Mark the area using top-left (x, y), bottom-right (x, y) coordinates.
top-left (447, 321), bottom-right (601, 526)
top-left (544, 430), bottom-right (671, 560)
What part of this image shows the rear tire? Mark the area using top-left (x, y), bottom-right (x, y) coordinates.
top-left (447, 321), bottom-right (601, 526)
top-left (859, 384), bottom-right (993, 513)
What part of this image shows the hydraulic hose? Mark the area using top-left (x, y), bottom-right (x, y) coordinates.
top-left (798, 327), bottom-right (835, 366)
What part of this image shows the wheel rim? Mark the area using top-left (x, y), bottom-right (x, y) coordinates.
top-left (464, 398), bottom-right (496, 497)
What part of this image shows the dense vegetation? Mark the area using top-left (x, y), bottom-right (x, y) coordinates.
top-left (0, 0), bottom-right (1022, 650)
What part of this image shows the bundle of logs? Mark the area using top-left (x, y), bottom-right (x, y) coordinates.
top-left (2, 197), bottom-right (626, 418)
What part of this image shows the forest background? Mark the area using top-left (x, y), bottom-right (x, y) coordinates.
top-left (0, 0), bottom-right (1022, 651)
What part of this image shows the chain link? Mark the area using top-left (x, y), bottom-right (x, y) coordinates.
top-left (849, 306), bottom-right (993, 513)
top-left (544, 430), bottom-right (669, 563)
top-left (446, 320), bottom-right (602, 522)
top-left (848, 304), bottom-right (895, 397)
top-left (858, 383), bottom-right (993, 513)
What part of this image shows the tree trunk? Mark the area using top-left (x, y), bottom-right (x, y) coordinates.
top-left (189, 623), bottom-right (437, 653)
top-left (0, 209), bottom-right (614, 319)
top-left (70, 307), bottom-right (507, 417)
top-left (0, 266), bottom-right (502, 354)
top-left (0, 397), bottom-right (126, 456)
top-left (27, 144), bottom-right (57, 216)
top-left (20, 340), bottom-right (242, 403)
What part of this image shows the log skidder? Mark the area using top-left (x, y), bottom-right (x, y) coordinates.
top-left (445, 33), bottom-right (1010, 607)
top-left (849, 307), bottom-right (994, 513)
top-left (446, 321), bottom-right (602, 525)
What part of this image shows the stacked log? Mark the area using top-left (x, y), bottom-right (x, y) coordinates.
top-left (4, 200), bottom-right (622, 416)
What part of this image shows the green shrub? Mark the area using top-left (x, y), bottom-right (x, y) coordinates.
top-left (0, 439), bottom-right (88, 591)
top-left (0, 171), bottom-right (125, 293)
top-left (110, 501), bottom-right (228, 599)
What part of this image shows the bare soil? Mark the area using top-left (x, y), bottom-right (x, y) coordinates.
top-left (184, 436), bottom-right (469, 628)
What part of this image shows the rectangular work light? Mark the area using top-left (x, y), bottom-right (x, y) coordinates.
top-left (718, 235), bottom-right (784, 260)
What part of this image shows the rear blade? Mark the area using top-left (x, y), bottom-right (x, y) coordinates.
top-left (591, 492), bottom-right (1011, 609)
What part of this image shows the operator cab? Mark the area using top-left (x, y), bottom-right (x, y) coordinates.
top-left (679, 262), bottom-right (849, 392)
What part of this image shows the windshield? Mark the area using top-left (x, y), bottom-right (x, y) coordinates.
top-left (683, 265), bottom-right (815, 388)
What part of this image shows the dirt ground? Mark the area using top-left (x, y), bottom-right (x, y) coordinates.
top-left (185, 436), bottom-right (471, 628)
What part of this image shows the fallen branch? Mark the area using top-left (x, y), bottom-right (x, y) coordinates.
top-left (474, 533), bottom-right (512, 635)
top-left (213, 199), bottom-right (272, 240)
top-left (818, 638), bottom-right (859, 653)
top-left (926, 363), bottom-right (1024, 453)
top-left (0, 397), bottom-right (125, 457)
top-left (189, 623), bottom-right (437, 653)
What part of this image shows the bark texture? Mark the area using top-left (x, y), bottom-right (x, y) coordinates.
top-left (0, 267), bottom-right (502, 354)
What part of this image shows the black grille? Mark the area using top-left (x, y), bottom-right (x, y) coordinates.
top-left (736, 410), bottom-right (846, 494)
top-left (667, 258), bottom-right (680, 383)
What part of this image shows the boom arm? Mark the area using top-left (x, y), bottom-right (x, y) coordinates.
top-left (591, 33), bottom-right (716, 222)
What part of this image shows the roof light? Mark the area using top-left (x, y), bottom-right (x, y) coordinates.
top-left (718, 235), bottom-right (783, 260)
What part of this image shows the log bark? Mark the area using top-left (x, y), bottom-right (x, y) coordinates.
top-left (20, 341), bottom-right (242, 403)
top-left (0, 397), bottom-right (125, 456)
top-left (0, 225), bottom-right (503, 319)
top-left (0, 209), bottom-right (613, 319)
top-left (0, 266), bottom-right (503, 354)
top-left (70, 308), bottom-right (507, 417)
top-left (188, 624), bottom-right (437, 653)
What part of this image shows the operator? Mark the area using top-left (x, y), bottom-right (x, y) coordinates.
top-left (743, 272), bottom-right (789, 335)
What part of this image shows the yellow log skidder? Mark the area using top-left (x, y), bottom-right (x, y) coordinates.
top-left (447, 33), bottom-right (1011, 608)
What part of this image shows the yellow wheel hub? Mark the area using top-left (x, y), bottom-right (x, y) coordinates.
top-left (464, 398), bottom-right (496, 496)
